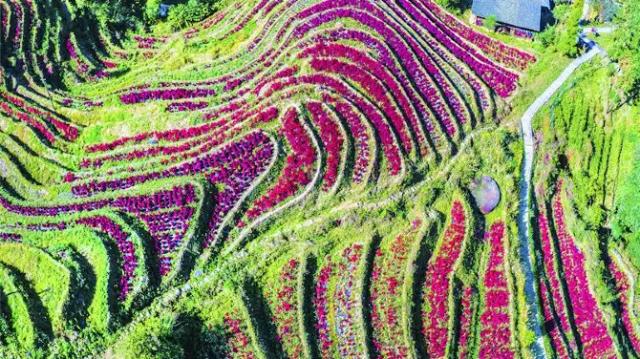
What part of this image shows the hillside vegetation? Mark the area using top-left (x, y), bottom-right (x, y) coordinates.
top-left (0, 0), bottom-right (638, 358)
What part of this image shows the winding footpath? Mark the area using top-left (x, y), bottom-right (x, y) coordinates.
top-left (517, 28), bottom-right (605, 359)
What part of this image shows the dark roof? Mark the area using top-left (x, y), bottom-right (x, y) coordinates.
top-left (472, 0), bottom-right (550, 32)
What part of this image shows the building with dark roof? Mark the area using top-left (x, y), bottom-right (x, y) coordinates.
top-left (472, 0), bottom-right (553, 36)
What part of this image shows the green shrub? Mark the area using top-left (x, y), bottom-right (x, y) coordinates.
top-left (611, 0), bottom-right (640, 103)
top-left (116, 315), bottom-right (184, 359)
top-left (83, 0), bottom-right (145, 37)
top-left (484, 15), bottom-right (497, 31)
top-left (435, 0), bottom-right (471, 14)
top-left (167, 0), bottom-right (219, 30)
top-left (145, 0), bottom-right (163, 22)
top-left (613, 140), bottom-right (640, 244)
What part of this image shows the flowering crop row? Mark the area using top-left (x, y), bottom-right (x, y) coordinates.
top-left (120, 88), bottom-right (216, 105)
top-left (0, 184), bottom-right (196, 217)
top-left (166, 101), bottom-right (209, 112)
top-left (140, 207), bottom-right (195, 275)
top-left (313, 263), bottom-right (333, 356)
top-left (551, 182), bottom-right (617, 358)
top-left (333, 243), bottom-right (366, 357)
top-left (313, 243), bottom-right (366, 357)
top-left (76, 216), bottom-right (138, 300)
top-left (65, 37), bottom-right (108, 80)
top-left (609, 257), bottom-right (640, 355)
top-left (331, 99), bottom-right (371, 183)
top-left (370, 219), bottom-right (422, 358)
top-left (455, 286), bottom-right (475, 359)
top-left (540, 281), bottom-right (570, 358)
top-left (73, 132), bottom-right (271, 196)
top-left (0, 233), bottom-right (21, 241)
top-left (223, 310), bottom-right (257, 358)
top-left (264, 259), bottom-right (303, 357)
top-left (246, 108), bottom-right (316, 219)
top-left (537, 210), bottom-right (576, 353)
top-left (133, 35), bottom-right (166, 49)
top-left (423, 201), bottom-right (466, 358)
top-left (306, 102), bottom-right (343, 191)
top-left (0, 92), bottom-right (78, 141)
top-left (478, 221), bottom-right (514, 359)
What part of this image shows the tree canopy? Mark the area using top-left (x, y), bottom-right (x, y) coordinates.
top-left (611, 0), bottom-right (640, 103)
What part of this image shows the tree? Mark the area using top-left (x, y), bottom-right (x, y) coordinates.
top-left (611, 0), bottom-right (640, 103)
top-left (83, 0), bottom-right (145, 38)
top-left (612, 141), bottom-right (640, 241)
top-left (435, 0), bottom-right (470, 14)
top-left (484, 15), bottom-right (497, 31)
top-left (145, 0), bottom-right (163, 23)
top-left (555, 1), bottom-right (582, 57)
top-left (116, 315), bottom-right (185, 359)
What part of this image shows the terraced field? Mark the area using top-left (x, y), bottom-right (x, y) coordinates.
top-left (0, 0), bottom-right (638, 357)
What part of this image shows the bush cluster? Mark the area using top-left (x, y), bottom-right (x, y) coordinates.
top-left (146, 0), bottom-right (221, 30)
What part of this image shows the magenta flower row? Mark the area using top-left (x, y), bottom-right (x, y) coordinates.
top-left (456, 286), bottom-right (475, 359)
top-left (313, 264), bottom-right (333, 356)
top-left (265, 259), bottom-right (303, 357)
top-left (307, 102), bottom-right (343, 190)
top-left (539, 280), bottom-right (571, 358)
top-left (223, 311), bottom-right (257, 358)
top-left (120, 88), bottom-right (216, 105)
top-left (0, 184), bottom-right (196, 217)
top-left (1, 92), bottom-right (78, 140)
top-left (133, 35), bottom-right (167, 49)
top-left (479, 221), bottom-right (515, 359)
top-left (77, 216), bottom-right (138, 300)
top-left (166, 101), bottom-right (209, 113)
top-left (537, 211), bottom-right (577, 352)
top-left (609, 260), bottom-right (640, 354)
top-left (247, 108), bottom-right (316, 219)
top-left (551, 182), bottom-right (616, 358)
top-left (371, 223), bottom-right (421, 358)
top-left (333, 243), bottom-right (364, 357)
top-left (423, 201), bottom-right (466, 358)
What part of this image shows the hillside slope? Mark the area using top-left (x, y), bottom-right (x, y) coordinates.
top-left (0, 0), bottom-right (638, 358)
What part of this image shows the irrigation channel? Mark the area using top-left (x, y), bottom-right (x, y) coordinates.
top-left (517, 28), bottom-right (605, 359)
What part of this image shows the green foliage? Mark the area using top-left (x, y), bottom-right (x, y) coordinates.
top-left (535, 2), bottom-right (581, 57)
top-left (116, 314), bottom-right (184, 359)
top-left (484, 15), bottom-right (497, 31)
top-left (612, 140), bottom-right (640, 241)
top-left (83, 0), bottom-right (145, 37)
top-left (611, 0), bottom-right (640, 103)
top-left (145, 0), bottom-right (163, 22)
top-left (625, 239), bottom-right (640, 270)
top-left (0, 265), bottom-right (36, 350)
top-left (0, 243), bottom-right (70, 333)
top-left (166, 0), bottom-right (220, 30)
top-left (555, 0), bottom-right (582, 57)
top-left (434, 0), bottom-right (470, 14)
top-left (535, 26), bottom-right (555, 48)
